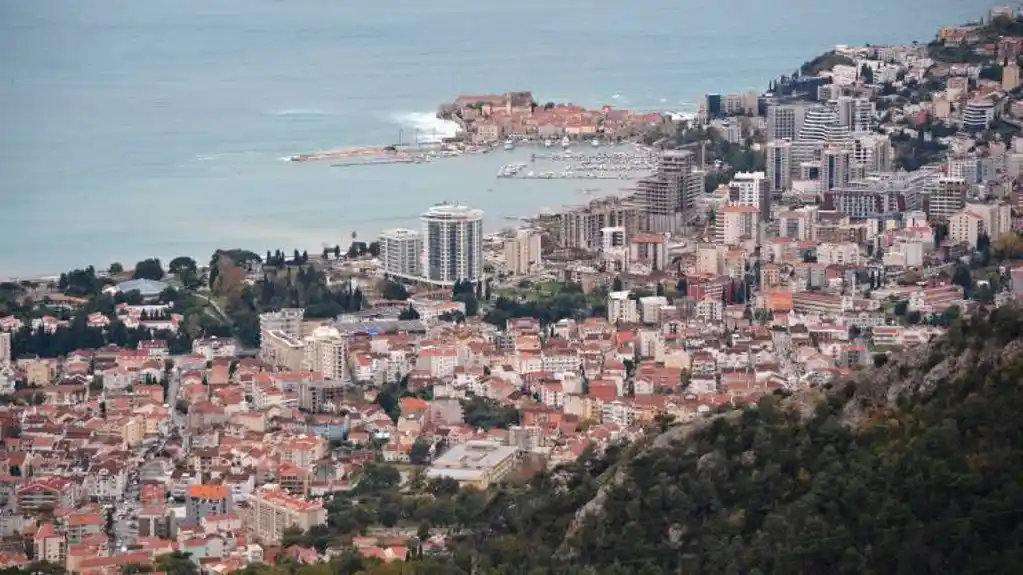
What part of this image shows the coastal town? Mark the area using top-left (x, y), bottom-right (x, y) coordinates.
top-left (3, 6), bottom-right (1023, 575)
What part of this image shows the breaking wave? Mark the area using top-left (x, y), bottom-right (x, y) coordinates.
top-left (390, 111), bottom-right (460, 143)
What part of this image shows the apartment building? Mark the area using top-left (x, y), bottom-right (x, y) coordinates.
top-left (422, 203), bottom-right (484, 285)
top-left (908, 286), bottom-right (964, 314)
top-left (728, 171), bottom-right (770, 222)
top-left (607, 291), bottom-right (639, 324)
top-left (504, 229), bottom-right (542, 275)
top-left (949, 203), bottom-right (1012, 248)
top-left (551, 197), bottom-right (637, 251)
top-left (766, 103), bottom-right (807, 141)
top-left (928, 177), bottom-right (969, 224)
top-left (17, 477), bottom-right (78, 512)
top-left (0, 331), bottom-right (9, 368)
top-left (792, 292), bottom-right (846, 316)
top-left (379, 228), bottom-right (423, 279)
top-left (715, 205), bottom-right (761, 245)
top-left (248, 486), bottom-right (327, 544)
top-left (303, 325), bottom-right (348, 380)
top-left (260, 330), bottom-right (306, 371)
top-left (186, 484), bottom-right (231, 524)
top-left (765, 139), bottom-right (792, 193)
top-left (259, 308), bottom-right (304, 342)
top-left (817, 242), bottom-right (861, 266)
top-left (820, 146), bottom-right (853, 193)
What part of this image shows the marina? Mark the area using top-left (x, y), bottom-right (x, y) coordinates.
top-left (497, 148), bottom-right (659, 180)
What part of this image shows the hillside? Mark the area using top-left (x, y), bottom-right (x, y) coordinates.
top-left (455, 305), bottom-right (1023, 574)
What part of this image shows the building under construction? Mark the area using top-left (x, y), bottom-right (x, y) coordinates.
top-left (538, 197), bottom-right (639, 253)
top-left (629, 150), bottom-right (705, 234)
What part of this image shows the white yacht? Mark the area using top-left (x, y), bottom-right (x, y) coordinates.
top-left (561, 136), bottom-right (571, 149)
top-left (591, 138), bottom-right (600, 148)
top-left (503, 138), bottom-right (515, 151)
top-left (543, 138), bottom-right (553, 148)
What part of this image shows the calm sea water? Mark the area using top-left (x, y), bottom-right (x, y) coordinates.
top-left (0, 0), bottom-right (996, 276)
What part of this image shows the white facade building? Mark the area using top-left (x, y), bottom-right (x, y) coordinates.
top-left (259, 308), bottom-right (304, 341)
top-left (766, 104), bottom-right (807, 142)
top-left (607, 291), bottom-right (639, 324)
top-left (303, 325), bottom-right (348, 380)
top-left (422, 203), bottom-right (484, 285)
top-left (817, 242), bottom-right (861, 266)
top-left (728, 171), bottom-right (769, 221)
top-left (379, 228), bottom-right (423, 279)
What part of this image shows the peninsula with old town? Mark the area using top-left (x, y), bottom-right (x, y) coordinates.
top-left (1, 6), bottom-right (1023, 575)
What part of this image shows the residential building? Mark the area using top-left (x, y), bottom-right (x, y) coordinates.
top-left (854, 134), bottom-right (893, 176)
top-left (186, 484), bottom-right (231, 525)
top-left (715, 205), bottom-right (761, 245)
top-left (825, 169), bottom-right (936, 218)
top-left (33, 524), bottom-right (65, 565)
top-left (0, 331), bottom-right (9, 368)
top-left (249, 486), bottom-right (327, 544)
top-left (833, 96), bottom-right (875, 133)
top-left (422, 203), bottom-right (484, 285)
top-left (303, 325), bottom-right (348, 381)
top-left (928, 177), bottom-right (969, 224)
top-left (792, 104), bottom-right (853, 169)
top-left (963, 98), bottom-right (996, 131)
top-left (728, 171), bottom-right (770, 222)
top-left (765, 139), bottom-right (792, 193)
top-left (552, 197), bottom-right (637, 251)
top-left (820, 146), bottom-right (852, 193)
top-left (817, 242), bottom-right (861, 266)
top-left (16, 477), bottom-right (78, 511)
top-left (767, 104), bottom-right (807, 142)
top-left (191, 337), bottom-right (237, 361)
top-left (504, 229), bottom-right (542, 275)
top-left (259, 308), bottom-right (304, 341)
top-left (633, 150), bottom-right (698, 233)
top-left (601, 226), bottom-right (627, 251)
top-left (607, 291), bottom-right (639, 324)
top-left (379, 228), bottom-right (423, 279)
top-left (949, 203), bottom-right (1012, 248)
top-left (260, 330), bottom-right (306, 372)
top-left (424, 440), bottom-right (519, 489)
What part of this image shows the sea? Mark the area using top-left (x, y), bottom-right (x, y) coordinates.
top-left (0, 0), bottom-right (999, 277)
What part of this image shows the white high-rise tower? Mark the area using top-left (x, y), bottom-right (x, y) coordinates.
top-left (421, 203), bottom-right (485, 285)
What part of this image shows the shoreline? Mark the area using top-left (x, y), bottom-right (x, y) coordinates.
top-left (3, 18), bottom-right (975, 283)
top-left (1, 143), bottom-right (651, 284)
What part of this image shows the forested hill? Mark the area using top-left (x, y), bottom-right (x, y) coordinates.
top-left (449, 305), bottom-right (1023, 575)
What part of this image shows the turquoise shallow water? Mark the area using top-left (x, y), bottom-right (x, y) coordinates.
top-left (0, 0), bottom-right (997, 276)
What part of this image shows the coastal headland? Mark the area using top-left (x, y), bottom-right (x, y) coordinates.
top-left (286, 91), bottom-right (668, 164)
top-left (438, 90), bottom-right (667, 145)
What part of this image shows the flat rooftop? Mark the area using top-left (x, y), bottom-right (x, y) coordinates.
top-left (427, 440), bottom-right (517, 473)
